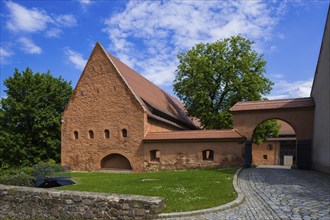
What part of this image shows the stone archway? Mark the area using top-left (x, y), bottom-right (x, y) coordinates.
top-left (101, 153), bottom-right (132, 170)
top-left (230, 98), bottom-right (315, 169)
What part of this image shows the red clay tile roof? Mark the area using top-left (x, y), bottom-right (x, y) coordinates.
top-left (230, 98), bottom-right (315, 112)
top-left (144, 129), bottom-right (244, 141)
top-left (106, 52), bottom-right (199, 129)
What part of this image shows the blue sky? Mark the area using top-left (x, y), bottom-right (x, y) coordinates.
top-left (1, 0), bottom-right (329, 100)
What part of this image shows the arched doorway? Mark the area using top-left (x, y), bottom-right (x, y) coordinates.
top-left (230, 98), bottom-right (314, 169)
top-left (101, 153), bottom-right (132, 170)
top-left (251, 119), bottom-right (297, 167)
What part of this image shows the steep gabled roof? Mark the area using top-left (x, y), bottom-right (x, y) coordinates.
top-left (101, 45), bottom-right (198, 130)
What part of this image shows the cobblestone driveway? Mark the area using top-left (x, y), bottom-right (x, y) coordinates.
top-left (164, 168), bottom-right (330, 220)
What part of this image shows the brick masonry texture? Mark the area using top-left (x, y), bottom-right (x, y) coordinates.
top-left (61, 44), bottom-right (146, 172)
top-left (0, 184), bottom-right (164, 219)
top-left (144, 141), bottom-right (244, 171)
top-left (61, 43), bottom-right (245, 172)
top-left (252, 141), bottom-right (280, 165)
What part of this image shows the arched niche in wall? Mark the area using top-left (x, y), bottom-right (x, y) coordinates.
top-left (100, 153), bottom-right (132, 170)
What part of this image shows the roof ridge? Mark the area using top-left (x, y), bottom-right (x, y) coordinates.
top-left (147, 129), bottom-right (237, 134)
top-left (230, 97), bottom-right (314, 112)
top-left (236, 97), bottom-right (313, 105)
top-left (144, 129), bottom-right (244, 140)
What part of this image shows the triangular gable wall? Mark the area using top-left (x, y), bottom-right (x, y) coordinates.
top-left (61, 43), bottom-right (146, 171)
top-left (64, 43), bottom-right (145, 116)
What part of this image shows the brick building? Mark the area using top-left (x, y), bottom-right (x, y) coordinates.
top-left (62, 10), bottom-right (329, 173)
top-left (61, 43), bottom-right (244, 172)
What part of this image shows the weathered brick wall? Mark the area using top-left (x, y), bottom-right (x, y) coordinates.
top-left (143, 141), bottom-right (244, 171)
top-left (0, 184), bottom-right (164, 219)
top-left (252, 141), bottom-right (280, 165)
top-left (61, 44), bottom-right (145, 172)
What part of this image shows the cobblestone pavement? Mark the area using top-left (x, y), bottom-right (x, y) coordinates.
top-left (163, 168), bottom-right (330, 220)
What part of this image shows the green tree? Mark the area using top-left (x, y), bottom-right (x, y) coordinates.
top-left (0, 68), bottom-right (72, 168)
top-left (252, 119), bottom-right (280, 145)
top-left (173, 35), bottom-right (277, 143)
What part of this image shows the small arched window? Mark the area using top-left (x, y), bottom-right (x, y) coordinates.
top-left (104, 129), bottom-right (110, 139)
top-left (267, 144), bottom-right (273, 151)
top-left (122, 129), bottom-right (127, 138)
top-left (150, 150), bottom-right (160, 162)
top-left (89, 130), bottom-right (94, 139)
top-left (74, 131), bottom-right (79, 139)
top-left (202, 150), bottom-right (214, 161)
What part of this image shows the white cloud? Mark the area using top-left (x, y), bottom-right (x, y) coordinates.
top-left (4, 1), bottom-right (76, 36)
top-left (78, 0), bottom-right (94, 11)
top-left (46, 28), bottom-right (63, 38)
top-left (103, 1), bottom-right (287, 87)
top-left (269, 73), bottom-right (284, 79)
top-left (0, 47), bottom-right (13, 64)
top-left (5, 1), bottom-right (51, 33)
top-left (55, 14), bottom-right (77, 27)
top-left (267, 78), bottom-right (313, 99)
top-left (141, 57), bottom-right (178, 86)
top-left (18, 37), bottom-right (42, 54)
top-left (0, 47), bottom-right (13, 58)
top-left (79, 0), bottom-right (93, 5)
top-left (64, 48), bottom-right (87, 70)
top-left (270, 45), bottom-right (278, 52)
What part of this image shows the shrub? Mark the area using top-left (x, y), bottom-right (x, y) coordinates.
top-left (0, 160), bottom-right (69, 187)
top-left (33, 164), bottom-right (68, 179)
top-left (0, 166), bottom-right (33, 176)
top-left (0, 174), bottom-right (35, 187)
top-left (0, 166), bottom-right (35, 187)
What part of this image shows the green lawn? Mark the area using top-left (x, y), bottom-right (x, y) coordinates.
top-left (58, 168), bottom-right (238, 213)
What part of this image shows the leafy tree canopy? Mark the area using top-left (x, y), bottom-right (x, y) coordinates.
top-left (0, 68), bottom-right (72, 168)
top-left (173, 35), bottom-right (278, 143)
top-left (252, 119), bottom-right (281, 145)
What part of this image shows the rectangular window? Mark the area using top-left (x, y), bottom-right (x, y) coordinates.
top-left (203, 150), bottom-right (214, 161)
top-left (150, 150), bottom-right (160, 162)
top-left (89, 130), bottom-right (94, 139)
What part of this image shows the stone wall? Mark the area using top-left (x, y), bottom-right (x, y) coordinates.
top-left (0, 184), bottom-right (164, 219)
